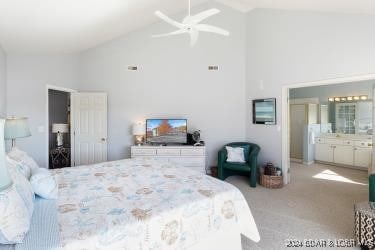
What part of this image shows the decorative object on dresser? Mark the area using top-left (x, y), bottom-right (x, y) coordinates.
top-left (130, 145), bottom-right (206, 173)
top-left (218, 142), bottom-right (260, 187)
top-left (49, 147), bottom-right (71, 169)
top-left (52, 123), bottom-right (69, 147)
top-left (132, 122), bottom-right (146, 145)
top-left (4, 117), bottom-right (31, 148)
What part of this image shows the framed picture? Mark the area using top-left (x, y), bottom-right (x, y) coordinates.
top-left (252, 98), bottom-right (276, 125)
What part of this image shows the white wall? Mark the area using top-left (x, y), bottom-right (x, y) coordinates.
top-left (6, 54), bottom-right (79, 167)
top-left (290, 80), bottom-right (374, 103)
top-left (246, 9), bottom-right (375, 166)
top-left (79, 3), bottom-right (247, 166)
top-left (0, 45), bottom-right (6, 118)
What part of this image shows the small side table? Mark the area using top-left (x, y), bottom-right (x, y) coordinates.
top-left (49, 147), bottom-right (71, 169)
top-left (355, 202), bottom-right (375, 250)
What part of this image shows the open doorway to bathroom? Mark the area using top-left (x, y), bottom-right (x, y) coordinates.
top-left (288, 80), bottom-right (373, 173)
top-left (47, 88), bottom-right (72, 169)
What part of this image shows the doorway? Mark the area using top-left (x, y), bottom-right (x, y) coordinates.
top-left (48, 89), bottom-right (71, 169)
top-left (282, 74), bottom-right (375, 184)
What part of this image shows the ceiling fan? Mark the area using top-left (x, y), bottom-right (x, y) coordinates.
top-left (152, 0), bottom-right (230, 46)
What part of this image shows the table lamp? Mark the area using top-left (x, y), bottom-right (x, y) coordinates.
top-left (52, 123), bottom-right (69, 147)
top-left (132, 123), bottom-right (145, 146)
top-left (4, 117), bottom-right (32, 148)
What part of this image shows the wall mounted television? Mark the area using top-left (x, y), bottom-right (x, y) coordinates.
top-left (253, 98), bottom-right (276, 125)
top-left (146, 119), bottom-right (187, 144)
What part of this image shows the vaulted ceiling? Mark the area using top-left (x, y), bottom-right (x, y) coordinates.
top-left (0, 0), bottom-right (374, 54)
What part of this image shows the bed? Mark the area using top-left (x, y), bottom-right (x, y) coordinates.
top-left (2, 158), bottom-right (260, 250)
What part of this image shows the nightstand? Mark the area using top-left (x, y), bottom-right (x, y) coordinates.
top-left (49, 147), bottom-right (71, 169)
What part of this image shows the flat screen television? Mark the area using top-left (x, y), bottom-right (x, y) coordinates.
top-left (253, 98), bottom-right (276, 125)
top-left (146, 119), bottom-right (187, 144)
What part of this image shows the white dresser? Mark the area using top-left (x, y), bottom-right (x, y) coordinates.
top-left (130, 146), bottom-right (206, 173)
top-left (315, 135), bottom-right (372, 170)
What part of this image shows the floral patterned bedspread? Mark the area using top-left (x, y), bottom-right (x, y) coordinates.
top-left (53, 158), bottom-right (260, 250)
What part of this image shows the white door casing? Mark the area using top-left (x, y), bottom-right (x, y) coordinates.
top-left (72, 93), bottom-right (108, 166)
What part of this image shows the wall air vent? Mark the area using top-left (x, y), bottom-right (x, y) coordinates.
top-left (128, 66), bottom-right (138, 71)
top-left (208, 66), bottom-right (219, 71)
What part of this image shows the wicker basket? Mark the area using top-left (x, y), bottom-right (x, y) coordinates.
top-left (260, 174), bottom-right (283, 189)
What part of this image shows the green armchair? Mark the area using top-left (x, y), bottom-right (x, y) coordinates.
top-left (218, 142), bottom-right (260, 187)
top-left (370, 174), bottom-right (375, 202)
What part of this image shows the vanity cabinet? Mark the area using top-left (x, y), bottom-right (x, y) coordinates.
top-left (315, 137), bottom-right (372, 170)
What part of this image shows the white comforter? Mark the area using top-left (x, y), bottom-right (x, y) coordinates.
top-left (53, 158), bottom-right (260, 249)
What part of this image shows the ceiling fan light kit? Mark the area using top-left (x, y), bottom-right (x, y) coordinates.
top-left (153, 0), bottom-right (229, 46)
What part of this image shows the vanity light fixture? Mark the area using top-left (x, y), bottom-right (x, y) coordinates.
top-left (347, 96), bottom-right (353, 101)
top-left (353, 96), bottom-right (360, 100)
top-left (334, 97), bottom-right (341, 102)
top-left (340, 97), bottom-right (347, 101)
top-left (360, 95), bottom-right (368, 100)
top-left (328, 97), bottom-right (334, 102)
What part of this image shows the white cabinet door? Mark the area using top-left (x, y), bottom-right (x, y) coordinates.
top-left (354, 147), bottom-right (372, 169)
top-left (315, 144), bottom-right (334, 162)
top-left (334, 145), bottom-right (354, 165)
top-left (72, 93), bottom-right (108, 166)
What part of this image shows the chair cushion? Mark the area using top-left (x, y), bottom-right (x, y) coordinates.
top-left (226, 144), bottom-right (251, 162)
top-left (223, 162), bottom-right (251, 172)
top-left (226, 146), bottom-right (246, 163)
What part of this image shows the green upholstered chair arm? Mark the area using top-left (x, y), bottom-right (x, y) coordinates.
top-left (248, 145), bottom-right (260, 172)
top-left (370, 174), bottom-right (375, 202)
top-left (218, 148), bottom-right (228, 167)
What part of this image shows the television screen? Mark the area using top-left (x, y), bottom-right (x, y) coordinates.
top-left (146, 119), bottom-right (187, 144)
top-left (253, 98), bottom-right (276, 125)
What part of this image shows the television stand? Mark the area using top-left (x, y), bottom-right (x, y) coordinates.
top-left (130, 145), bottom-right (206, 174)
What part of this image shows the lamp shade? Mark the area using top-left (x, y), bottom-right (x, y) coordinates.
top-left (132, 123), bottom-right (145, 136)
top-left (4, 117), bottom-right (31, 140)
top-left (52, 123), bottom-right (69, 133)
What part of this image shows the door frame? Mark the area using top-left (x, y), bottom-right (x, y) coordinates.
top-left (45, 85), bottom-right (77, 168)
top-left (282, 74), bottom-right (375, 184)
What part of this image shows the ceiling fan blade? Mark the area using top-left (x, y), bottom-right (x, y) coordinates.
top-left (152, 29), bottom-right (186, 38)
top-left (190, 9), bottom-right (220, 24)
top-left (195, 24), bottom-right (229, 36)
top-left (190, 30), bottom-right (199, 47)
top-left (155, 11), bottom-right (184, 29)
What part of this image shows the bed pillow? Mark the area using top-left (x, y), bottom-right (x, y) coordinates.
top-left (30, 168), bottom-right (58, 200)
top-left (7, 148), bottom-right (39, 177)
top-left (6, 156), bottom-right (31, 180)
top-left (0, 163), bottom-right (34, 244)
top-left (0, 184), bottom-right (31, 244)
top-left (226, 146), bottom-right (246, 163)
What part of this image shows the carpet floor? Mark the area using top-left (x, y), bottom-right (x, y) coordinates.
top-left (226, 162), bottom-right (369, 250)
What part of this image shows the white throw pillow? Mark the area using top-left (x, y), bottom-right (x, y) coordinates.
top-left (0, 184), bottom-right (31, 244)
top-left (0, 163), bottom-right (34, 244)
top-left (6, 156), bottom-right (31, 180)
top-left (30, 168), bottom-right (58, 200)
top-left (7, 148), bottom-right (39, 177)
top-left (226, 146), bottom-right (246, 163)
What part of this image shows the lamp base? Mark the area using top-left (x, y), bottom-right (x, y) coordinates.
top-left (56, 133), bottom-right (64, 147)
top-left (134, 135), bottom-right (144, 146)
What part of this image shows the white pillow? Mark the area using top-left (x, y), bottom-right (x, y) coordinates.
top-left (7, 148), bottom-right (40, 177)
top-left (0, 164), bottom-right (34, 244)
top-left (30, 168), bottom-right (58, 200)
top-left (226, 146), bottom-right (246, 163)
top-left (6, 156), bottom-right (31, 180)
top-left (0, 184), bottom-right (31, 244)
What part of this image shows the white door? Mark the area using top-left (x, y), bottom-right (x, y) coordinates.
top-left (354, 147), bottom-right (372, 169)
top-left (315, 143), bottom-right (334, 162)
top-left (334, 145), bottom-right (354, 165)
top-left (290, 104), bottom-right (306, 159)
top-left (72, 93), bottom-right (107, 166)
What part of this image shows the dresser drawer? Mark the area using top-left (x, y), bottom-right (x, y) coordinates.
top-left (131, 148), bottom-right (156, 156)
top-left (157, 148), bottom-right (181, 156)
top-left (316, 138), bottom-right (326, 144)
top-left (355, 141), bottom-right (373, 147)
top-left (181, 148), bottom-right (205, 156)
top-left (342, 140), bottom-right (354, 146)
